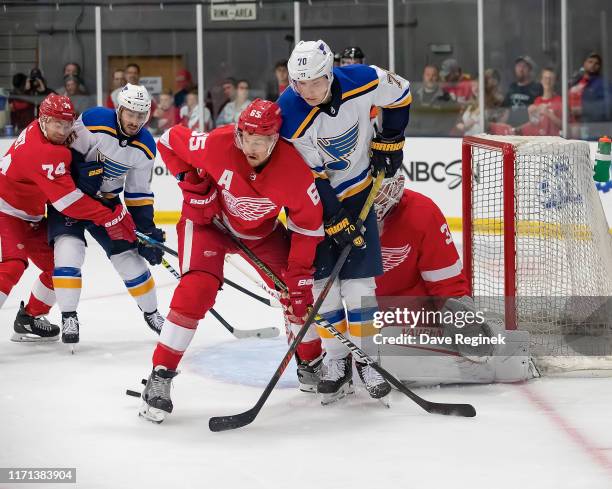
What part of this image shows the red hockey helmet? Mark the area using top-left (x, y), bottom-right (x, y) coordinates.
top-left (237, 98), bottom-right (282, 136)
top-left (39, 94), bottom-right (76, 122)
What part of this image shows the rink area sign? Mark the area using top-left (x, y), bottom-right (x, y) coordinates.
top-left (210, 2), bottom-right (257, 21)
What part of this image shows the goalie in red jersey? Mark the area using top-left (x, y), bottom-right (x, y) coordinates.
top-left (140, 99), bottom-right (324, 423)
top-left (0, 94), bottom-right (136, 342)
top-left (373, 173), bottom-right (494, 362)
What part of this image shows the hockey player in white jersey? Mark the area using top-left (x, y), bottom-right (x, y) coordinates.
top-left (278, 40), bottom-right (411, 404)
top-left (47, 84), bottom-right (165, 346)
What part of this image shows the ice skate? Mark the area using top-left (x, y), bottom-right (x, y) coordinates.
top-left (11, 301), bottom-right (60, 342)
top-left (61, 312), bottom-right (80, 354)
top-left (139, 365), bottom-right (179, 424)
top-left (317, 355), bottom-right (354, 405)
top-left (296, 353), bottom-right (324, 393)
top-left (143, 309), bottom-right (164, 335)
top-left (356, 360), bottom-right (391, 406)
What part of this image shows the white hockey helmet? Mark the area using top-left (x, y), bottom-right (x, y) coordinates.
top-left (288, 40), bottom-right (334, 92)
top-left (374, 173), bottom-right (405, 222)
top-left (116, 83), bottom-right (151, 134)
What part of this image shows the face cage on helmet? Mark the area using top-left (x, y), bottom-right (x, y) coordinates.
top-left (374, 174), bottom-right (405, 222)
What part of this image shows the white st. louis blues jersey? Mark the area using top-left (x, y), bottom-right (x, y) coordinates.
top-left (70, 107), bottom-right (156, 207)
top-left (278, 64), bottom-right (411, 201)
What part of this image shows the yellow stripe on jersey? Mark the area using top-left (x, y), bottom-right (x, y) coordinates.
top-left (312, 170), bottom-right (328, 179)
top-left (348, 321), bottom-right (378, 338)
top-left (317, 319), bottom-right (348, 339)
top-left (291, 107), bottom-right (320, 139)
top-left (52, 277), bottom-right (82, 289)
top-left (128, 277), bottom-right (155, 297)
top-left (130, 139), bottom-right (155, 160)
top-left (125, 198), bottom-right (154, 207)
top-left (86, 125), bottom-right (117, 135)
top-left (383, 92), bottom-right (413, 109)
top-left (337, 174), bottom-right (373, 201)
top-left (341, 79), bottom-right (379, 100)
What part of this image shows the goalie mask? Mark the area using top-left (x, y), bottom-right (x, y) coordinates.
top-left (374, 173), bottom-right (405, 222)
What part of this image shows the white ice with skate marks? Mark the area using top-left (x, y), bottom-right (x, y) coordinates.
top-left (1, 227), bottom-right (612, 488)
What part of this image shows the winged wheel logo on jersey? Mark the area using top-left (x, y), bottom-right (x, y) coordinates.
top-left (221, 189), bottom-right (276, 221)
top-left (317, 122), bottom-right (359, 172)
top-left (381, 244), bottom-right (412, 272)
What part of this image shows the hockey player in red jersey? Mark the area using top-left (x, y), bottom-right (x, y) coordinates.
top-left (0, 94), bottom-right (136, 341)
top-left (374, 173), bottom-right (492, 359)
top-left (139, 99), bottom-right (324, 423)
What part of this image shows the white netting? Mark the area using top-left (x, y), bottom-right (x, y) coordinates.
top-left (467, 135), bottom-right (612, 373)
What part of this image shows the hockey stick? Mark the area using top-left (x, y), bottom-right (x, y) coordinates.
top-left (209, 176), bottom-right (477, 421)
top-left (208, 172), bottom-right (385, 432)
top-left (224, 255), bottom-right (282, 307)
top-left (314, 316), bottom-right (476, 417)
top-left (159, 257), bottom-right (280, 340)
top-left (136, 231), bottom-right (274, 308)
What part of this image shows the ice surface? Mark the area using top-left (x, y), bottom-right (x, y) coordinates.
top-left (1, 227), bottom-right (611, 489)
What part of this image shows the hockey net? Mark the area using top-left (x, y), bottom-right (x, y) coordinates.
top-left (462, 135), bottom-right (612, 374)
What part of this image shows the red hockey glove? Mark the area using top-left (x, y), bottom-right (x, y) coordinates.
top-left (178, 173), bottom-right (221, 225)
top-left (94, 204), bottom-right (137, 242)
top-left (281, 268), bottom-right (315, 325)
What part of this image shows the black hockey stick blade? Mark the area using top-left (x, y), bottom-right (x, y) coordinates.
top-left (376, 363), bottom-right (476, 417)
top-left (209, 409), bottom-right (259, 432)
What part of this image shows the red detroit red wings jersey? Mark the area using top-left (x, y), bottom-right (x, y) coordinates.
top-left (375, 189), bottom-right (469, 298)
top-left (0, 121), bottom-right (113, 224)
top-left (158, 124), bottom-right (324, 271)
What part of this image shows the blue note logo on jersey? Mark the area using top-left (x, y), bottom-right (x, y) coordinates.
top-left (97, 150), bottom-right (130, 181)
top-left (317, 122), bottom-right (359, 171)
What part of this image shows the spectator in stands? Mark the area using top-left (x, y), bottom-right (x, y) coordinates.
top-left (502, 55), bottom-right (543, 127)
top-left (9, 72), bottom-right (35, 132)
top-left (61, 62), bottom-right (88, 94)
top-left (266, 60), bottom-right (289, 100)
top-left (440, 58), bottom-right (473, 105)
top-left (569, 52), bottom-right (612, 126)
top-left (180, 89), bottom-right (213, 131)
top-left (106, 68), bottom-right (125, 108)
top-left (152, 91), bottom-right (180, 135)
top-left (215, 78), bottom-right (237, 119)
top-left (410, 64), bottom-right (460, 136)
top-left (62, 75), bottom-right (89, 116)
top-left (520, 68), bottom-right (562, 136)
top-left (174, 69), bottom-right (194, 109)
top-left (454, 79), bottom-right (482, 135)
top-left (124, 63), bottom-right (141, 85)
top-left (215, 79), bottom-right (252, 127)
top-left (483, 68), bottom-right (506, 126)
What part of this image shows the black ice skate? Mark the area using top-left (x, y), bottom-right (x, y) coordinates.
top-left (11, 301), bottom-right (60, 342)
top-left (61, 312), bottom-right (80, 353)
top-left (317, 354), bottom-right (354, 405)
top-left (356, 360), bottom-right (391, 405)
top-left (143, 309), bottom-right (164, 335)
top-left (139, 365), bottom-right (179, 424)
top-left (296, 353), bottom-right (324, 393)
